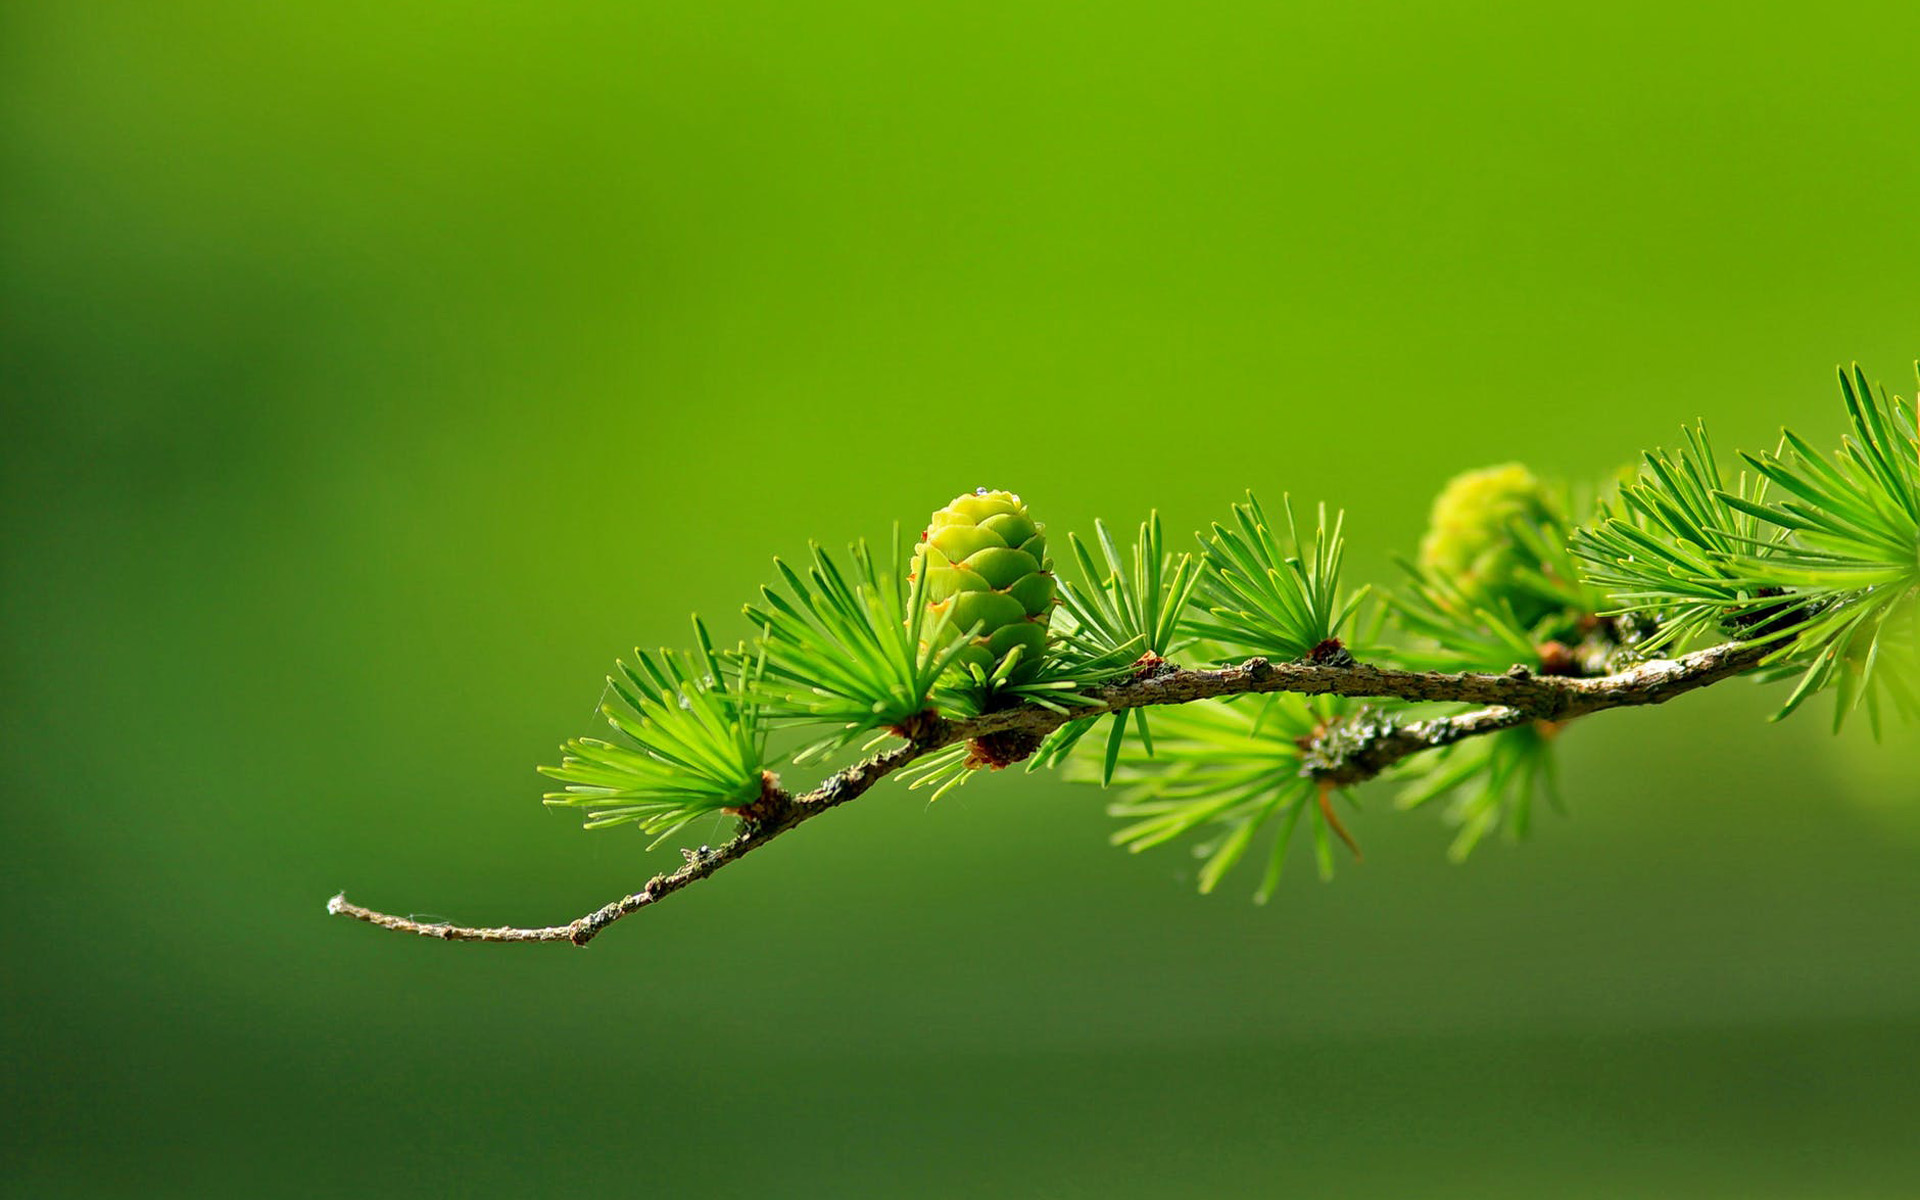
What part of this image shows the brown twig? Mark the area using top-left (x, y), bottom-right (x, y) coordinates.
top-left (326, 640), bottom-right (1767, 946)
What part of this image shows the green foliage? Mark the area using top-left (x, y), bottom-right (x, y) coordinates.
top-left (1056, 513), bottom-right (1199, 664)
top-left (946, 618), bottom-right (1145, 715)
top-left (1028, 513), bottom-right (1202, 782)
top-left (1090, 695), bottom-right (1360, 902)
top-left (1393, 722), bottom-right (1561, 862)
top-left (897, 632), bottom-right (1144, 801)
top-left (893, 741), bottom-right (979, 802)
top-left (1574, 422), bottom-right (1790, 655)
top-left (744, 534), bottom-right (972, 764)
top-left (541, 618), bottom-right (769, 844)
top-left (1574, 365), bottom-right (1920, 728)
top-left (1186, 492), bottom-right (1367, 662)
top-left (1732, 367), bottom-right (1920, 726)
top-left (1389, 555), bottom-right (1567, 676)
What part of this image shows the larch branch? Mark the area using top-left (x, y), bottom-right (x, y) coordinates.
top-left (326, 639), bottom-right (1768, 946)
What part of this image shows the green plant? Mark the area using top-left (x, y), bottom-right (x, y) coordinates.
top-left (1027, 512), bottom-right (1201, 784)
top-left (1093, 692), bottom-right (1358, 903)
top-left (742, 534), bottom-right (967, 765)
top-left (330, 364), bottom-right (1920, 946)
top-left (1574, 366), bottom-right (1920, 730)
top-left (538, 618), bottom-right (768, 845)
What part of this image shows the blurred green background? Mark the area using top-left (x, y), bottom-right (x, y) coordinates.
top-left (5, 2), bottom-right (1919, 1196)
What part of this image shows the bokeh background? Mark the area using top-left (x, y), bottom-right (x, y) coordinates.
top-left (5, 3), bottom-right (1919, 1196)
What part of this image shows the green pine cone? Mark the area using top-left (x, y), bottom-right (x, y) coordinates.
top-left (1418, 463), bottom-right (1561, 626)
top-left (913, 488), bottom-right (1056, 682)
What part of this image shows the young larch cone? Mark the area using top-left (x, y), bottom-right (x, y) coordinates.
top-left (913, 488), bottom-right (1056, 682)
top-left (1418, 463), bottom-right (1562, 627)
